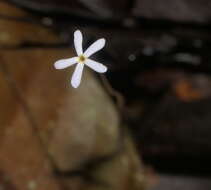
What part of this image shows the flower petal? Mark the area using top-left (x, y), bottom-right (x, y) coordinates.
top-left (74, 30), bottom-right (83, 56)
top-left (84, 38), bottom-right (105, 57)
top-left (85, 59), bottom-right (107, 73)
top-left (54, 57), bottom-right (78, 69)
top-left (71, 63), bottom-right (84, 88)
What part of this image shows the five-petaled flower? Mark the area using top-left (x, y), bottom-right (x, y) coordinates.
top-left (54, 30), bottom-right (107, 88)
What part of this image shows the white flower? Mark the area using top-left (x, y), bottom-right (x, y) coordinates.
top-left (54, 30), bottom-right (107, 88)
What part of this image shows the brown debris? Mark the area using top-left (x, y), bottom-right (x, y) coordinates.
top-left (173, 75), bottom-right (211, 102)
top-left (0, 62), bottom-right (62, 189)
top-left (0, 1), bottom-right (27, 17)
top-left (0, 2), bottom-right (61, 46)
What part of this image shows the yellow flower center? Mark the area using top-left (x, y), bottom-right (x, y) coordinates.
top-left (78, 55), bottom-right (86, 63)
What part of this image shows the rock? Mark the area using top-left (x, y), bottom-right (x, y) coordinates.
top-left (1, 48), bottom-right (120, 171)
top-left (0, 47), bottom-right (146, 189)
top-left (85, 135), bottom-right (146, 190)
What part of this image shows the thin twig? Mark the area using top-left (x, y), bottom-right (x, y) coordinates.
top-left (100, 74), bottom-right (125, 114)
